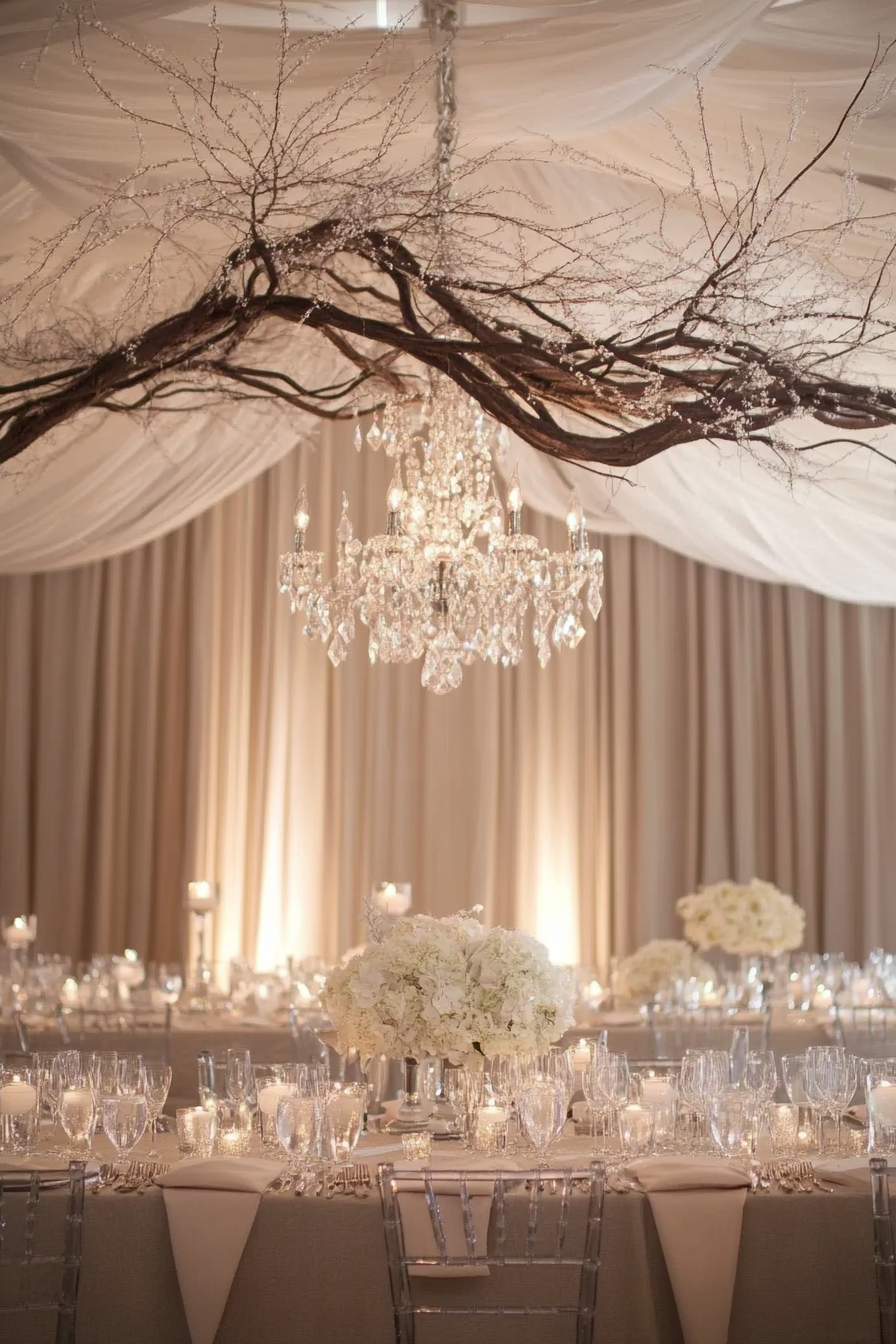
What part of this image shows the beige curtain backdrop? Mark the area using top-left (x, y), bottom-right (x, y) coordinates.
top-left (2, 425), bottom-right (895, 969)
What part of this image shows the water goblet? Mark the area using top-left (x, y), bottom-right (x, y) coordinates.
top-left (86, 1051), bottom-right (119, 1106)
top-left (176, 1106), bottom-right (217, 1159)
top-left (59, 1085), bottom-right (96, 1159)
top-left (257, 1076), bottom-right (298, 1153)
top-left (517, 1076), bottom-right (567, 1162)
top-left (323, 1084), bottom-right (367, 1169)
top-left (709, 1090), bottom-right (755, 1160)
top-left (103, 1094), bottom-right (148, 1163)
top-left (276, 1095), bottom-right (321, 1177)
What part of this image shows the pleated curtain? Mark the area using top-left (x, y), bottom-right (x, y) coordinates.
top-left (1, 425), bottom-right (894, 970)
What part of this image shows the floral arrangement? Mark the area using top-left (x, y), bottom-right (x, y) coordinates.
top-left (320, 908), bottom-right (574, 1063)
top-left (615, 939), bottom-right (714, 1001)
top-left (676, 878), bottom-right (806, 956)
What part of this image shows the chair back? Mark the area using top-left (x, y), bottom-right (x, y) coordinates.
top-left (0, 1161), bottom-right (87, 1344)
top-left (871, 1157), bottom-right (896, 1344)
top-left (379, 1161), bottom-right (605, 1344)
top-left (835, 1007), bottom-right (896, 1059)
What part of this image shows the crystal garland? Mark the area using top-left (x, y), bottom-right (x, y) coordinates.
top-left (278, 380), bottom-right (603, 693)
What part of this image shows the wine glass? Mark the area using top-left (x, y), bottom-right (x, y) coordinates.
top-left (143, 1062), bottom-right (173, 1159)
top-left (323, 1084), bottom-right (367, 1169)
top-left (742, 1050), bottom-right (777, 1145)
top-left (87, 1051), bottom-right (119, 1104)
top-left (102, 1094), bottom-right (148, 1163)
top-left (59, 1086), bottom-right (96, 1158)
top-left (517, 1076), bottom-right (567, 1162)
top-left (709, 1090), bottom-right (755, 1160)
top-left (444, 1067), bottom-right (486, 1145)
top-left (804, 1048), bottom-right (846, 1156)
top-left (276, 1095), bottom-right (321, 1181)
top-left (225, 1050), bottom-right (254, 1106)
top-left (831, 1054), bottom-right (859, 1153)
top-left (116, 1054), bottom-right (146, 1095)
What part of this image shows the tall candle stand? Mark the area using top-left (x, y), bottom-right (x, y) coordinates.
top-left (1, 915), bottom-right (37, 1011)
top-left (179, 882), bottom-right (219, 1014)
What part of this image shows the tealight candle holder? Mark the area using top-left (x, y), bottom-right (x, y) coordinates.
top-left (215, 1101), bottom-right (253, 1157)
top-left (770, 1103), bottom-right (800, 1159)
top-left (617, 1103), bottom-right (655, 1158)
top-left (471, 1101), bottom-right (509, 1157)
top-left (401, 1131), bottom-right (432, 1162)
top-left (177, 1106), bottom-right (217, 1159)
top-left (0, 1069), bottom-right (39, 1155)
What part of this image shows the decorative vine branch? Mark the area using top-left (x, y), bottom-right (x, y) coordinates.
top-left (1, 10), bottom-right (895, 474)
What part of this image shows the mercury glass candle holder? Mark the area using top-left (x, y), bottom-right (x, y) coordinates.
top-left (177, 1106), bottom-right (217, 1159)
top-left (215, 1100), bottom-right (253, 1157)
top-left (770, 1103), bottom-right (800, 1158)
top-left (401, 1131), bottom-right (433, 1162)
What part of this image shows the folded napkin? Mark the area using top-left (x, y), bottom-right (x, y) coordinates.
top-left (627, 1157), bottom-right (750, 1344)
top-left (391, 1155), bottom-right (519, 1279)
top-left (157, 1158), bottom-right (282, 1344)
top-left (814, 1156), bottom-right (875, 1189)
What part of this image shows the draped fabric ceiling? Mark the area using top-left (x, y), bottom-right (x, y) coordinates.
top-left (1, 0), bottom-right (896, 597)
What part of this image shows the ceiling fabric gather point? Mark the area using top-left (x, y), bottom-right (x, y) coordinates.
top-left (1, 0), bottom-right (895, 602)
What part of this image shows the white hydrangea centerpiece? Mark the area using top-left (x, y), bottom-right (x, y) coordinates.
top-left (676, 878), bottom-right (806, 956)
top-left (320, 907), bottom-right (574, 1064)
top-left (615, 939), bottom-right (714, 1001)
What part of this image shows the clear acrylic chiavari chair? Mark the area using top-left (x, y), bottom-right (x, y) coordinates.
top-left (871, 1157), bottom-right (896, 1344)
top-left (379, 1161), bottom-right (606, 1344)
top-left (0, 1160), bottom-right (87, 1344)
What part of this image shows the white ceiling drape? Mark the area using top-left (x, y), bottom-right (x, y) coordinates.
top-left (1, 0), bottom-right (896, 598)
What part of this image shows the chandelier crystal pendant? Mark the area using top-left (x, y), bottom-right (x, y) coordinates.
top-left (279, 380), bottom-right (603, 693)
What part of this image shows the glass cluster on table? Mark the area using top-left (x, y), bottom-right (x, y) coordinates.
top-left (1, 1049), bottom-right (171, 1160)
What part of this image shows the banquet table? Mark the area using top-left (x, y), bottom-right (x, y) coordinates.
top-left (3, 1130), bottom-right (881, 1344)
top-left (17, 1020), bottom-right (324, 1112)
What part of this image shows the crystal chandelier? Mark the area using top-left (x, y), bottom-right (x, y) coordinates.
top-left (278, 380), bottom-right (603, 693)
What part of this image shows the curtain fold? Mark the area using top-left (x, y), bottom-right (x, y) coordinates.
top-left (2, 425), bottom-right (895, 969)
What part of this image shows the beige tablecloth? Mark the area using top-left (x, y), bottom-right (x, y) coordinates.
top-left (1, 1129), bottom-right (881, 1344)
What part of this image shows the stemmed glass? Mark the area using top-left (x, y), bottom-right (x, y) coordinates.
top-left (276, 1095), bottom-right (321, 1185)
top-left (33, 1053), bottom-right (63, 1154)
top-left (831, 1054), bottom-right (859, 1153)
top-left (803, 1047), bottom-right (847, 1157)
top-left (742, 1051), bottom-right (777, 1150)
top-left (444, 1068), bottom-right (486, 1146)
top-left (225, 1050), bottom-right (255, 1107)
top-left (116, 1054), bottom-right (146, 1096)
top-left (59, 1085), bottom-right (96, 1159)
top-left (102, 1094), bottom-right (148, 1163)
top-left (323, 1084), bottom-right (367, 1170)
top-left (680, 1051), bottom-right (728, 1151)
top-left (86, 1051), bottom-right (119, 1105)
top-left (144, 1062), bottom-right (173, 1159)
top-left (517, 1076), bottom-right (567, 1163)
